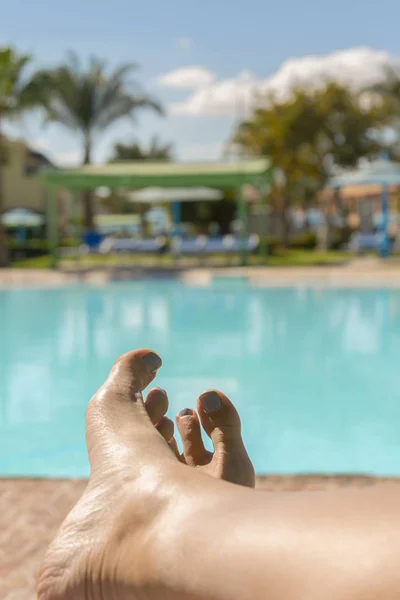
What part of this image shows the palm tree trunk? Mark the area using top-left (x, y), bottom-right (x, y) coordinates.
top-left (0, 126), bottom-right (9, 267)
top-left (82, 139), bottom-right (94, 231)
top-left (318, 193), bottom-right (339, 251)
top-left (317, 210), bottom-right (330, 251)
top-left (277, 195), bottom-right (290, 248)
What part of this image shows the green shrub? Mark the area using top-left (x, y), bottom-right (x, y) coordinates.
top-left (289, 232), bottom-right (317, 250)
top-left (257, 236), bottom-right (280, 255)
top-left (60, 237), bottom-right (79, 247)
top-left (330, 226), bottom-right (353, 250)
top-left (259, 229), bottom-right (352, 253)
top-left (8, 240), bottom-right (49, 262)
top-left (258, 233), bottom-right (317, 253)
top-left (8, 239), bottom-right (49, 251)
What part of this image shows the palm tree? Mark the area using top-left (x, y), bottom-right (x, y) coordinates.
top-left (0, 47), bottom-right (45, 266)
top-left (41, 53), bottom-right (163, 229)
top-left (110, 135), bottom-right (173, 162)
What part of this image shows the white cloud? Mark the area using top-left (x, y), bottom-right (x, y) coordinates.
top-left (156, 66), bottom-right (215, 90)
top-left (177, 37), bottom-right (193, 50)
top-left (166, 47), bottom-right (399, 117)
top-left (170, 70), bottom-right (255, 117)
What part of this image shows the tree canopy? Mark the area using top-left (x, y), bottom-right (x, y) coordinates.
top-left (233, 82), bottom-right (385, 199)
top-left (110, 136), bottom-right (173, 162)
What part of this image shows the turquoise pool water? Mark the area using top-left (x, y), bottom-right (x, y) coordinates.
top-left (1, 281), bottom-right (400, 477)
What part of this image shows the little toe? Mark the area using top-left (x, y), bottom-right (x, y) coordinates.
top-left (176, 409), bottom-right (210, 466)
top-left (145, 388), bottom-right (169, 424)
top-left (197, 391), bottom-right (255, 487)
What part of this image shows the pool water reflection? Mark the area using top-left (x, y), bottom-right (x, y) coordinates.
top-left (1, 281), bottom-right (400, 477)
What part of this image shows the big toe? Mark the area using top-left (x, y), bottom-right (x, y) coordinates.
top-left (198, 390), bottom-right (255, 487)
top-left (86, 349), bottom-right (168, 470)
top-left (109, 349), bottom-right (162, 392)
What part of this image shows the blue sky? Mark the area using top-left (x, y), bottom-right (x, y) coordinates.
top-left (4, 0), bottom-right (400, 165)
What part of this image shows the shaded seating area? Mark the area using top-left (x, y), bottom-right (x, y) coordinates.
top-left (41, 159), bottom-right (273, 267)
top-left (1, 208), bottom-right (45, 242)
top-left (1, 209), bottom-right (47, 262)
top-left (328, 157), bottom-right (400, 257)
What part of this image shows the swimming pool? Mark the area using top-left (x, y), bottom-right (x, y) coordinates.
top-left (1, 280), bottom-right (400, 477)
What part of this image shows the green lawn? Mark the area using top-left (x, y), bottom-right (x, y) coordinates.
top-left (259, 250), bottom-right (350, 267)
top-left (10, 249), bottom-right (350, 269)
top-left (10, 255), bottom-right (53, 269)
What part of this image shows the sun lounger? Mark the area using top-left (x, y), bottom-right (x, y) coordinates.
top-left (171, 236), bottom-right (208, 255)
top-left (99, 236), bottom-right (167, 254)
top-left (348, 233), bottom-right (378, 252)
top-left (171, 235), bottom-right (259, 256)
top-left (221, 234), bottom-right (260, 253)
top-left (348, 232), bottom-right (390, 254)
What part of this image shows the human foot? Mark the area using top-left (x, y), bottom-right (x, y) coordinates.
top-left (37, 350), bottom-right (254, 600)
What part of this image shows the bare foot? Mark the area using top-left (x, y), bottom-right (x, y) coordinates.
top-left (37, 349), bottom-right (253, 600)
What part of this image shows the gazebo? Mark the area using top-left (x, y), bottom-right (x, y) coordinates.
top-left (328, 158), bottom-right (400, 257)
top-left (41, 158), bottom-right (273, 267)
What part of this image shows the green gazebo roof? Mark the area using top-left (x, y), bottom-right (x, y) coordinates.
top-left (42, 158), bottom-right (272, 190)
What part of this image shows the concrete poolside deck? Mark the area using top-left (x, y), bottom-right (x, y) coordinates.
top-left (2, 476), bottom-right (399, 599)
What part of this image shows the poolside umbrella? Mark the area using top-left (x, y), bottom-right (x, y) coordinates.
top-left (328, 158), bottom-right (400, 257)
top-left (329, 159), bottom-right (400, 188)
top-left (128, 187), bottom-right (224, 234)
top-left (1, 208), bottom-right (45, 227)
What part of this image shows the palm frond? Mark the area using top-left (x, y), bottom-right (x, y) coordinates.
top-left (0, 47), bottom-right (44, 115)
top-left (39, 54), bottom-right (164, 149)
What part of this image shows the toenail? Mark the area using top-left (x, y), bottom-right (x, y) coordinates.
top-left (199, 391), bottom-right (221, 414)
top-left (179, 408), bottom-right (193, 417)
top-left (142, 352), bottom-right (162, 372)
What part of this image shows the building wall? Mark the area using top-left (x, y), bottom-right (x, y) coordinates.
top-left (1, 138), bottom-right (71, 227)
top-left (2, 139), bottom-right (48, 213)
